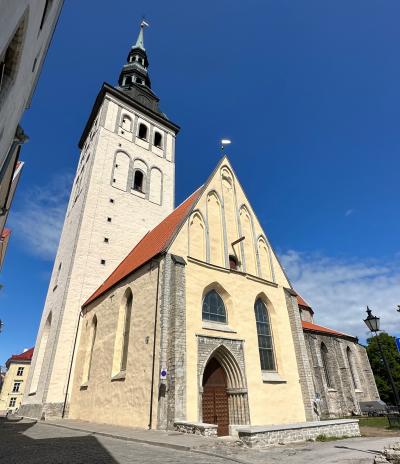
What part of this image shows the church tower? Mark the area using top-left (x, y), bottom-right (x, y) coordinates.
top-left (20, 22), bottom-right (179, 419)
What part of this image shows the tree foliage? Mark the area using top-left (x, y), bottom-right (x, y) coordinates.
top-left (366, 332), bottom-right (400, 405)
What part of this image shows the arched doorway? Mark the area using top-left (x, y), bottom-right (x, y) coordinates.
top-left (202, 357), bottom-right (229, 436)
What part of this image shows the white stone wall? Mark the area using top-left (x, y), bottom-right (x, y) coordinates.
top-left (21, 90), bottom-right (176, 418)
top-left (0, 0), bottom-right (63, 171)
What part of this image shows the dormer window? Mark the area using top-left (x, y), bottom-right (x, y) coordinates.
top-left (154, 132), bottom-right (162, 148)
top-left (138, 123), bottom-right (148, 140)
top-left (133, 170), bottom-right (144, 192)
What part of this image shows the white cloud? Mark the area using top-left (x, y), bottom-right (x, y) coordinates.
top-left (9, 173), bottom-right (72, 260)
top-left (280, 250), bottom-right (400, 341)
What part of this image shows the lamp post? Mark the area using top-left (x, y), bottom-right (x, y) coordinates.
top-left (364, 307), bottom-right (400, 411)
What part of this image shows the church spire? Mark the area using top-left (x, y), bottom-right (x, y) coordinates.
top-left (117, 19), bottom-right (168, 116)
top-left (134, 19), bottom-right (148, 50)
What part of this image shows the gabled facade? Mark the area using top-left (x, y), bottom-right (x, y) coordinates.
top-left (69, 157), bottom-right (317, 434)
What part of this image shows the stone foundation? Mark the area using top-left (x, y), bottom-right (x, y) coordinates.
top-left (238, 419), bottom-right (360, 448)
top-left (18, 402), bottom-right (65, 420)
top-left (174, 421), bottom-right (218, 437)
top-left (375, 442), bottom-right (400, 463)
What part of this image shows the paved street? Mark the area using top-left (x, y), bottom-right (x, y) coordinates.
top-left (1, 419), bottom-right (400, 464)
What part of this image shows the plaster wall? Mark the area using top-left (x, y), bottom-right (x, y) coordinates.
top-left (0, 361), bottom-right (30, 413)
top-left (69, 261), bottom-right (161, 428)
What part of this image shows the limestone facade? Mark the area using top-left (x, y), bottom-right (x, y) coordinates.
top-left (20, 84), bottom-right (178, 420)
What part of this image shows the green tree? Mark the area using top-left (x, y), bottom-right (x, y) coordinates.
top-left (366, 332), bottom-right (400, 405)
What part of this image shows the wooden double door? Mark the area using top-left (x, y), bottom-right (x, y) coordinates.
top-left (202, 358), bottom-right (229, 436)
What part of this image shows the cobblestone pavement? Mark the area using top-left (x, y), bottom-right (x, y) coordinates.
top-left (0, 420), bottom-right (232, 464)
top-left (1, 419), bottom-right (400, 464)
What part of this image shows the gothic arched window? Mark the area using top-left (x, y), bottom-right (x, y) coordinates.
top-left (138, 123), bottom-right (148, 140)
top-left (120, 291), bottom-right (133, 372)
top-left (133, 170), bottom-right (144, 192)
top-left (202, 290), bottom-right (226, 323)
top-left (154, 131), bottom-right (162, 148)
top-left (346, 347), bottom-right (359, 390)
top-left (254, 299), bottom-right (276, 371)
top-left (321, 342), bottom-right (333, 388)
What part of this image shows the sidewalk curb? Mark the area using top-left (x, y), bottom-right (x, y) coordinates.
top-left (37, 420), bottom-right (251, 464)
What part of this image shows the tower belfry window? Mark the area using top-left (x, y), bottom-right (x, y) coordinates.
top-left (138, 123), bottom-right (148, 140)
top-left (154, 132), bottom-right (162, 148)
top-left (133, 170), bottom-right (144, 192)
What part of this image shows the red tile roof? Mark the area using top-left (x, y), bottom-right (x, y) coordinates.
top-left (6, 347), bottom-right (34, 368)
top-left (83, 188), bottom-right (203, 308)
top-left (296, 294), bottom-right (314, 315)
top-left (302, 320), bottom-right (356, 340)
top-left (1, 228), bottom-right (11, 239)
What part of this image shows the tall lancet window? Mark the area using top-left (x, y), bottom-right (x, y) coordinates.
top-left (120, 291), bottom-right (133, 372)
top-left (82, 315), bottom-right (97, 385)
top-left (321, 342), bottom-right (333, 388)
top-left (202, 290), bottom-right (226, 323)
top-left (346, 347), bottom-right (359, 390)
top-left (254, 299), bottom-right (276, 371)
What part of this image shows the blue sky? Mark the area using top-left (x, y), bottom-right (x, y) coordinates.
top-left (2, 0), bottom-right (400, 364)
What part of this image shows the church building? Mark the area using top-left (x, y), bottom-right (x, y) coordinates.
top-left (21, 22), bottom-right (379, 437)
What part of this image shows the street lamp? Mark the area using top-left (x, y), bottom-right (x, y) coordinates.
top-left (363, 307), bottom-right (400, 412)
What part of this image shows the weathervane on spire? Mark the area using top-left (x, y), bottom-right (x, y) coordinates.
top-left (135, 18), bottom-right (149, 50)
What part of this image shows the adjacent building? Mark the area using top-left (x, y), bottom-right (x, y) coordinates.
top-left (0, 0), bottom-right (64, 264)
top-left (0, 347), bottom-right (34, 414)
top-left (298, 296), bottom-right (380, 418)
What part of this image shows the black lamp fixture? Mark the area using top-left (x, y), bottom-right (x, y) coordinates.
top-left (364, 307), bottom-right (380, 333)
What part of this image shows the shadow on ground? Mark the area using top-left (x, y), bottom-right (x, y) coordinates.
top-left (0, 418), bottom-right (117, 464)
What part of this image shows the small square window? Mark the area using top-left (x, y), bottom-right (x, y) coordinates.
top-left (107, 217), bottom-right (112, 222)
top-left (104, 238), bottom-right (109, 243)
top-left (101, 259), bottom-right (106, 265)
top-left (109, 199), bottom-right (114, 203)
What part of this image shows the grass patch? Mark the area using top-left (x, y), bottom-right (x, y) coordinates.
top-left (358, 417), bottom-right (389, 428)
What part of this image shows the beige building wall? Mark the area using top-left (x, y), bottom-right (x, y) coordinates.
top-left (69, 261), bottom-right (161, 428)
top-left (0, 362), bottom-right (31, 414)
top-left (21, 88), bottom-right (177, 419)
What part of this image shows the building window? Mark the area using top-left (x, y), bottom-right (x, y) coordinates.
top-left (82, 315), bottom-right (97, 384)
top-left (254, 299), bottom-right (276, 371)
top-left (120, 291), bottom-right (133, 372)
top-left (138, 123), bottom-right (148, 140)
top-left (16, 367), bottom-right (24, 376)
top-left (229, 255), bottom-right (238, 270)
top-left (136, 77), bottom-right (143, 85)
top-left (12, 381), bottom-right (21, 393)
top-left (347, 347), bottom-right (359, 390)
top-left (202, 290), bottom-right (226, 323)
top-left (107, 217), bottom-right (112, 222)
top-left (9, 397), bottom-right (16, 408)
top-left (109, 199), bottom-right (114, 203)
top-left (154, 132), bottom-right (162, 148)
top-left (104, 238), bottom-right (109, 243)
top-left (100, 259), bottom-right (106, 265)
top-left (321, 342), bottom-right (333, 388)
top-left (0, 13), bottom-right (27, 102)
top-left (133, 170), bottom-right (144, 193)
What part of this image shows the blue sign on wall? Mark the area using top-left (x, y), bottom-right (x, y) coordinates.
top-left (395, 337), bottom-right (400, 353)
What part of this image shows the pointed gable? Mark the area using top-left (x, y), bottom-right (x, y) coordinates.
top-left (170, 156), bottom-right (291, 287)
top-left (83, 188), bottom-right (203, 308)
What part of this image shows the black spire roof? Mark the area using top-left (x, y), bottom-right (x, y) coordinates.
top-left (117, 21), bottom-right (161, 114)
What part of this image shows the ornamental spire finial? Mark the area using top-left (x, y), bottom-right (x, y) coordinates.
top-left (134, 19), bottom-right (149, 50)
